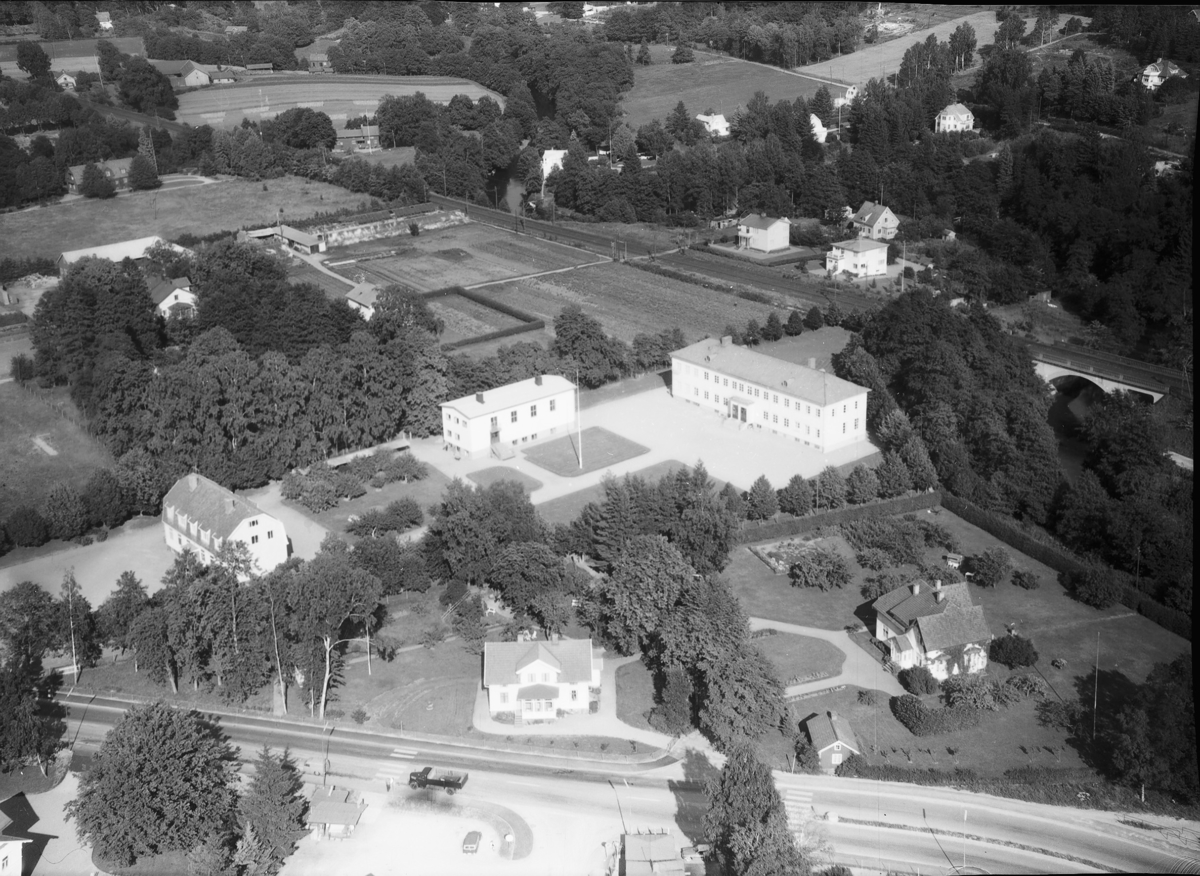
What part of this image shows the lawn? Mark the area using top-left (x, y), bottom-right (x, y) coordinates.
top-left (615, 659), bottom-right (657, 732)
top-left (325, 222), bottom-right (598, 292)
top-left (287, 260), bottom-right (354, 300)
top-left (534, 458), bottom-right (692, 526)
top-left (620, 45), bottom-right (832, 131)
top-left (522, 427), bottom-right (649, 477)
top-left (725, 534), bottom-right (868, 630)
top-left (350, 146), bottom-right (417, 168)
top-left (466, 466), bottom-right (543, 493)
top-left (752, 632), bottom-right (845, 685)
top-left (0, 383), bottom-right (115, 515)
top-left (484, 261), bottom-right (774, 344)
top-left (0, 176), bottom-right (374, 258)
top-left (282, 465), bottom-right (454, 537)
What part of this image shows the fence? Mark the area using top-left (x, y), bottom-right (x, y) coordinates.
top-left (735, 490), bottom-right (942, 544)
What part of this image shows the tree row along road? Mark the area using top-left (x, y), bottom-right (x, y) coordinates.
top-left (58, 693), bottom-right (1199, 873)
top-left (427, 193), bottom-right (882, 314)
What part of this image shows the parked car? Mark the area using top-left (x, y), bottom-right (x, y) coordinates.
top-left (462, 830), bottom-right (482, 854)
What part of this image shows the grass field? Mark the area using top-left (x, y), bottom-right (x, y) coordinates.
top-left (430, 294), bottom-right (526, 345)
top-left (753, 632), bottom-right (845, 683)
top-left (466, 466), bottom-right (543, 493)
top-left (485, 262), bottom-right (776, 344)
top-left (615, 660), bottom-right (657, 731)
top-left (620, 45), bottom-right (833, 131)
top-left (287, 260), bottom-right (354, 299)
top-left (326, 222), bottom-right (599, 292)
top-left (523, 427), bottom-right (649, 478)
top-left (350, 146), bottom-right (417, 168)
top-left (176, 75), bottom-right (505, 128)
top-left (0, 383), bottom-right (114, 514)
top-left (0, 176), bottom-right (373, 258)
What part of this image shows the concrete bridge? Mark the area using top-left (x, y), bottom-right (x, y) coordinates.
top-left (1027, 342), bottom-right (1179, 403)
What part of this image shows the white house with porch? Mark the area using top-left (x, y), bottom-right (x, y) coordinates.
top-left (736, 214), bottom-right (790, 252)
top-left (483, 638), bottom-right (602, 721)
top-left (872, 580), bottom-right (992, 680)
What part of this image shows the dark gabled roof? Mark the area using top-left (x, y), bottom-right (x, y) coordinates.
top-left (148, 276), bottom-right (191, 306)
top-left (872, 581), bottom-right (972, 626)
top-left (739, 212), bottom-right (788, 231)
top-left (852, 201), bottom-right (897, 228)
top-left (805, 710), bottom-right (859, 754)
top-left (916, 605), bottom-right (992, 652)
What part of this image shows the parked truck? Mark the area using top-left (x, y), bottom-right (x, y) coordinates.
top-left (408, 766), bottom-right (468, 794)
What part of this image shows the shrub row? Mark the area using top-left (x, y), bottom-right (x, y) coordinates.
top-left (0, 255), bottom-right (56, 284)
top-left (736, 491), bottom-right (941, 544)
top-left (890, 694), bottom-right (982, 736)
top-left (941, 494), bottom-right (1190, 641)
top-left (0, 311), bottom-right (28, 328)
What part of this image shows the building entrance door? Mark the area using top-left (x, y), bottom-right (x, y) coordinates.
top-left (739, 406), bottom-right (747, 422)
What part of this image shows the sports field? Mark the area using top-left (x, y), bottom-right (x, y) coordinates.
top-left (0, 176), bottom-right (372, 258)
top-left (177, 74), bottom-right (505, 128)
top-left (482, 262), bottom-right (782, 344)
top-left (620, 45), bottom-right (837, 130)
top-left (325, 222), bottom-right (601, 292)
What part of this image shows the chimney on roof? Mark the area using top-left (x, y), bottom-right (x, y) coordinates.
top-left (911, 581), bottom-right (921, 595)
top-left (935, 590), bottom-right (945, 604)
top-left (188, 473), bottom-right (198, 490)
top-left (807, 357), bottom-right (817, 369)
top-left (476, 392), bottom-right (484, 403)
top-left (721, 335), bottom-right (732, 346)
top-left (535, 375), bottom-right (543, 386)
top-left (934, 579), bottom-right (942, 590)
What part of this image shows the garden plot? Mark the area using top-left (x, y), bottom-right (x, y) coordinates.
top-left (485, 262), bottom-right (775, 344)
top-left (325, 223), bottom-right (598, 292)
top-left (429, 294), bottom-right (526, 345)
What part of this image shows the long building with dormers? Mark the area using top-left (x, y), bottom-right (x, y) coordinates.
top-left (670, 336), bottom-right (869, 453)
top-left (162, 473), bottom-right (288, 577)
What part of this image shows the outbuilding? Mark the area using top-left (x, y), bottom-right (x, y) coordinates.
top-left (802, 710), bottom-right (860, 771)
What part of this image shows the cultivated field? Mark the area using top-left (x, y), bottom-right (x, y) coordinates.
top-left (485, 262), bottom-right (784, 345)
top-left (325, 222), bottom-right (601, 292)
top-left (0, 176), bottom-right (371, 258)
top-left (620, 45), bottom-right (835, 131)
top-left (430, 294), bottom-right (527, 345)
top-left (0, 383), bottom-right (114, 514)
top-left (794, 10), bottom-right (1006, 86)
top-left (176, 75), bottom-right (505, 128)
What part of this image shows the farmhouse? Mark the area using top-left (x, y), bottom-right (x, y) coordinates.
top-left (671, 336), bottom-right (869, 453)
top-left (56, 235), bottom-right (186, 276)
top-left (54, 70), bottom-right (76, 89)
top-left (148, 276), bottom-right (197, 319)
top-left (1140, 57), bottom-right (1186, 90)
top-left (336, 125), bottom-right (380, 153)
top-left (95, 11), bottom-right (113, 30)
top-left (872, 579), bottom-right (992, 680)
top-left (736, 214), bottom-right (790, 253)
top-left (210, 69), bottom-right (237, 84)
top-left (850, 201), bottom-right (899, 240)
top-left (482, 638), bottom-right (602, 722)
top-left (696, 113), bottom-right (730, 137)
top-left (802, 710), bottom-right (860, 771)
top-left (65, 157), bottom-right (134, 195)
top-left (440, 374), bottom-right (577, 460)
top-left (935, 102), bottom-right (975, 133)
top-left (825, 238), bottom-right (888, 278)
top-left (161, 472), bottom-right (289, 576)
top-left (245, 224), bottom-right (327, 254)
top-left (307, 787), bottom-right (365, 841)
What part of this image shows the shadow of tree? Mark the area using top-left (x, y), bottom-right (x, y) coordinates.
top-left (667, 748), bottom-right (721, 844)
top-left (1058, 667), bottom-right (1138, 775)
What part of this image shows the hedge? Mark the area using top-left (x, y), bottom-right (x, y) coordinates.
top-left (941, 494), bottom-right (1191, 641)
top-left (736, 491), bottom-right (941, 544)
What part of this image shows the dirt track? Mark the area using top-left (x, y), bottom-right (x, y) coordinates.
top-left (177, 74), bottom-right (504, 128)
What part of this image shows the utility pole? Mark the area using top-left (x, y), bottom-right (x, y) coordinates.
top-left (67, 575), bottom-right (78, 687)
top-left (576, 368), bottom-right (583, 470)
top-left (1092, 631), bottom-right (1100, 741)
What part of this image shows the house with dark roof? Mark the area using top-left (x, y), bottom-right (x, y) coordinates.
top-left (671, 336), bottom-right (870, 453)
top-left (482, 638), bottom-right (602, 721)
top-left (65, 157), bottom-right (134, 194)
top-left (162, 473), bottom-right (288, 576)
top-left (802, 709), bottom-right (859, 771)
top-left (148, 276), bottom-right (196, 319)
top-left (54, 70), bottom-right (76, 89)
top-left (737, 213), bottom-right (790, 252)
top-left (1, 812), bottom-right (32, 876)
top-left (872, 580), bottom-right (992, 680)
top-left (1140, 58), bottom-right (1187, 90)
top-left (850, 201), bottom-right (899, 240)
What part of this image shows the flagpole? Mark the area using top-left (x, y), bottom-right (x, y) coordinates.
top-left (576, 369), bottom-right (583, 470)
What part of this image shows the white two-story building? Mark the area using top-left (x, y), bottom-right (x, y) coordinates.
top-left (440, 374), bottom-right (577, 459)
top-left (161, 473), bottom-right (288, 577)
top-left (671, 337), bottom-right (869, 453)
top-left (482, 638), bottom-right (602, 721)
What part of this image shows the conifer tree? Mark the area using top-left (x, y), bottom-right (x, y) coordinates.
top-left (239, 745), bottom-right (307, 873)
top-left (745, 475), bottom-right (778, 520)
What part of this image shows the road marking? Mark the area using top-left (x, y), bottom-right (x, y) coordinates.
top-left (389, 748), bottom-right (419, 759)
top-left (782, 786), bottom-right (816, 832)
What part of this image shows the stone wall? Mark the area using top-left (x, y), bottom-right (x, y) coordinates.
top-left (321, 210), bottom-right (468, 247)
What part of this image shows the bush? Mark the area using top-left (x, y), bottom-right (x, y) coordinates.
top-left (857, 689), bottom-right (879, 706)
top-left (421, 624), bottom-right (447, 648)
top-left (346, 498), bottom-right (423, 537)
top-left (1012, 569), bottom-right (1040, 590)
top-left (6, 506), bottom-right (50, 547)
top-left (899, 665), bottom-right (939, 695)
top-left (971, 547), bottom-right (1012, 588)
top-left (409, 222), bottom-right (420, 236)
top-left (788, 546), bottom-right (852, 591)
top-left (891, 694), bottom-right (982, 736)
top-left (1004, 673), bottom-right (1047, 699)
top-left (840, 516), bottom-right (924, 565)
top-left (351, 707), bottom-right (368, 724)
top-left (941, 674), bottom-right (1002, 711)
top-left (856, 547), bottom-right (890, 571)
top-left (1067, 568), bottom-right (1123, 609)
top-left (915, 518), bottom-right (958, 552)
top-left (990, 634), bottom-right (1038, 668)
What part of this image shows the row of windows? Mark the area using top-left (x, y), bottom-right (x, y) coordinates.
top-left (696, 370), bottom-right (859, 416)
top-left (448, 399), bottom-right (560, 430)
top-left (498, 689), bottom-right (579, 705)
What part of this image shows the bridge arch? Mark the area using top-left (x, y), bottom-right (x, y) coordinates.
top-left (1034, 362), bottom-right (1164, 403)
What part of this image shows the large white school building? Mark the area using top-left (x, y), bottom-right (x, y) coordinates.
top-left (440, 374), bottom-right (577, 459)
top-left (671, 337), bottom-right (869, 453)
